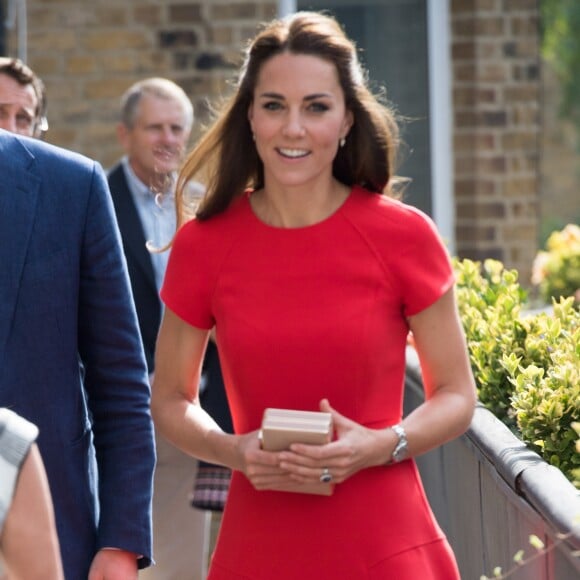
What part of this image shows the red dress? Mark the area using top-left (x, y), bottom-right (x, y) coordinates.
top-left (161, 186), bottom-right (459, 579)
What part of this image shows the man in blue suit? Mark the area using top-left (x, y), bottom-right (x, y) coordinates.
top-left (0, 128), bottom-right (155, 578)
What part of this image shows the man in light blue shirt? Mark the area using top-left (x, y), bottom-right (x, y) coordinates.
top-left (109, 78), bottom-right (202, 370)
top-left (108, 78), bottom-right (208, 580)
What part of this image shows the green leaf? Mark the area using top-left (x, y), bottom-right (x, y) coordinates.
top-left (529, 534), bottom-right (545, 550)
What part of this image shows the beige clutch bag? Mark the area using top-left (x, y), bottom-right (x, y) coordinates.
top-left (260, 408), bottom-right (334, 496)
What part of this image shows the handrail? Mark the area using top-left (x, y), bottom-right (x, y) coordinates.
top-left (405, 346), bottom-right (580, 551)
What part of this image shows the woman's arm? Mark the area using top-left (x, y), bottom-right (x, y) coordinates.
top-left (151, 308), bottom-right (230, 463)
top-left (400, 285), bottom-right (477, 456)
top-left (151, 309), bottom-right (292, 489)
top-left (1, 444), bottom-right (64, 580)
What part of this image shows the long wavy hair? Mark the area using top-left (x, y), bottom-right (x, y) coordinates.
top-left (174, 10), bottom-right (401, 231)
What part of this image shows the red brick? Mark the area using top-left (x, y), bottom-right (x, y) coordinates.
top-left (169, 4), bottom-right (203, 22)
top-left (211, 3), bottom-right (257, 20)
top-left (501, 177), bottom-right (539, 197)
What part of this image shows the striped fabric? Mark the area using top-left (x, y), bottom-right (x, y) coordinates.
top-left (190, 465), bottom-right (231, 512)
top-left (0, 409), bottom-right (39, 532)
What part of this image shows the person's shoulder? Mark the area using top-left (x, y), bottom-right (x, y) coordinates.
top-left (106, 162), bottom-right (129, 200)
top-left (173, 194), bottom-right (250, 267)
top-left (348, 185), bottom-right (436, 235)
top-left (0, 130), bottom-right (96, 173)
top-left (107, 160), bottom-right (125, 181)
top-left (178, 194), bottom-right (249, 239)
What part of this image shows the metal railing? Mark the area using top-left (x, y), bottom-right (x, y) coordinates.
top-left (405, 347), bottom-right (580, 579)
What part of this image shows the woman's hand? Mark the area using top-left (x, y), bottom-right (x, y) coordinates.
top-left (277, 399), bottom-right (395, 486)
top-left (235, 429), bottom-right (301, 491)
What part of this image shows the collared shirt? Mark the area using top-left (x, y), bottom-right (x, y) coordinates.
top-left (121, 156), bottom-right (177, 292)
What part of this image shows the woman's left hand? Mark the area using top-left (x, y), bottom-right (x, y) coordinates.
top-left (277, 399), bottom-right (393, 485)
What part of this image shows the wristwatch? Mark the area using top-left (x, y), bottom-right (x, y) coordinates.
top-left (389, 423), bottom-right (408, 463)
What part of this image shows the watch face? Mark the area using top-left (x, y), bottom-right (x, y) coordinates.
top-left (393, 444), bottom-right (408, 462)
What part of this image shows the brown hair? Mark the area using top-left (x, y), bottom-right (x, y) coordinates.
top-left (0, 57), bottom-right (48, 137)
top-left (175, 10), bottom-right (400, 230)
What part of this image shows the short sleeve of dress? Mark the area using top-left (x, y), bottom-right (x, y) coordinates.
top-left (160, 219), bottom-right (216, 330)
top-left (0, 408), bottom-right (39, 533)
top-left (390, 206), bottom-right (454, 317)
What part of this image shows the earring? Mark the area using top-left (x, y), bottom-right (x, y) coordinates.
top-left (340, 137), bottom-right (346, 147)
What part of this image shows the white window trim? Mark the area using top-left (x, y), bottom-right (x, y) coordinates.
top-left (278, 0), bottom-right (296, 17)
top-left (427, 0), bottom-right (455, 252)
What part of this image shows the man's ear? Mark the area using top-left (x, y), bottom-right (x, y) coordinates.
top-left (116, 123), bottom-right (129, 149)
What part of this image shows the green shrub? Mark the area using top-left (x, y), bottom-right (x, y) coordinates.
top-left (453, 258), bottom-right (528, 427)
top-left (454, 259), bottom-right (580, 484)
top-left (508, 299), bottom-right (580, 479)
top-left (532, 224), bottom-right (580, 305)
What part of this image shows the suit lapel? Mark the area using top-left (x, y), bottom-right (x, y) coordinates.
top-left (0, 134), bottom-right (41, 366)
top-left (109, 165), bottom-right (157, 293)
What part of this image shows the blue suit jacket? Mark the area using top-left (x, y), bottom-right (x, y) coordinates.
top-left (0, 131), bottom-right (155, 578)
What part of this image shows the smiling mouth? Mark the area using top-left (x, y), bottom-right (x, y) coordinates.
top-left (154, 148), bottom-right (180, 161)
top-left (277, 147), bottom-right (310, 159)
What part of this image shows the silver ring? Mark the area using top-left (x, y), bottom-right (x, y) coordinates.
top-left (320, 467), bottom-right (333, 483)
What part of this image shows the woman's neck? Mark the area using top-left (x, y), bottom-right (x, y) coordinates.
top-left (250, 181), bottom-right (350, 228)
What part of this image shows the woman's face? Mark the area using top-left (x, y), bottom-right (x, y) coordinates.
top-left (248, 51), bottom-right (352, 191)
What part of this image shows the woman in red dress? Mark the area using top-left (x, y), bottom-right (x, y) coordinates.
top-left (152, 11), bottom-right (476, 579)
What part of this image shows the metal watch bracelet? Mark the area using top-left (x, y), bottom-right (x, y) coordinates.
top-left (388, 423), bottom-right (408, 463)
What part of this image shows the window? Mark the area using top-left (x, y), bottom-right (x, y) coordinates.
top-left (297, 0), bottom-right (432, 214)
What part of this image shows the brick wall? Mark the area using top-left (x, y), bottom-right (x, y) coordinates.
top-left (7, 0), bottom-right (277, 168)
top-left (6, 0), bottom-right (546, 283)
top-left (451, 0), bottom-right (541, 285)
